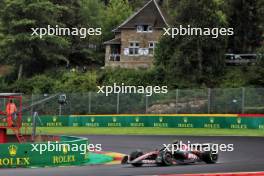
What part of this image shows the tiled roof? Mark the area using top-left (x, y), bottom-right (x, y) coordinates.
top-left (113, 0), bottom-right (168, 32)
top-left (104, 38), bottom-right (121, 45)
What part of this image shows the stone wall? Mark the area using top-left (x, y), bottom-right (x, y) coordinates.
top-left (105, 45), bottom-right (111, 65)
top-left (105, 28), bottom-right (163, 69)
top-left (105, 59), bottom-right (153, 69)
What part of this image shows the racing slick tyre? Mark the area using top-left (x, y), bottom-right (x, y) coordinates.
top-left (158, 151), bottom-right (173, 166)
top-left (202, 151), bottom-right (218, 164)
top-left (129, 151), bottom-right (144, 167)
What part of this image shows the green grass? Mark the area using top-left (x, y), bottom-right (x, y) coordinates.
top-left (26, 127), bottom-right (264, 137)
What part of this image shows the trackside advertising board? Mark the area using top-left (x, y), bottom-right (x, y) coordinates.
top-left (0, 136), bottom-right (88, 168)
top-left (21, 114), bottom-right (264, 129)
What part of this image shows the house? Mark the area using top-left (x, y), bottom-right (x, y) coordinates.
top-left (104, 0), bottom-right (168, 69)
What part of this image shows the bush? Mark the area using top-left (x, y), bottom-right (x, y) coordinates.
top-left (10, 79), bottom-right (32, 94)
top-left (54, 72), bottom-right (97, 93)
top-left (8, 75), bottom-right (55, 94)
top-left (0, 77), bottom-right (9, 92)
top-left (99, 68), bottom-right (164, 86)
top-left (6, 71), bottom-right (98, 94)
top-left (220, 68), bottom-right (248, 88)
top-left (31, 75), bottom-right (56, 94)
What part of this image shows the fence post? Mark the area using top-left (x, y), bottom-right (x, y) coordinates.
top-left (116, 93), bottom-right (120, 114)
top-left (145, 94), bottom-right (148, 114)
top-left (208, 88), bottom-right (211, 114)
top-left (69, 94), bottom-right (72, 115)
top-left (3, 98), bottom-right (5, 112)
top-left (31, 93), bottom-right (34, 116)
top-left (241, 87), bottom-right (245, 114)
top-left (88, 92), bottom-right (91, 114)
top-left (59, 104), bottom-right (62, 116)
top-left (176, 89), bottom-right (179, 114)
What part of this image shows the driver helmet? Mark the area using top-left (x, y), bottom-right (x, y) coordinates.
top-left (172, 140), bottom-right (179, 145)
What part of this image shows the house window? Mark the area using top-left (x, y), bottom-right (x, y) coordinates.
top-left (149, 41), bottom-right (157, 55)
top-left (129, 42), bottom-right (139, 56)
top-left (148, 26), bottom-right (153, 32)
top-left (137, 25), bottom-right (153, 33)
top-left (137, 26), bottom-right (143, 32)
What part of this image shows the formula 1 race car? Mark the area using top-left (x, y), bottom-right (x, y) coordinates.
top-left (121, 142), bottom-right (218, 167)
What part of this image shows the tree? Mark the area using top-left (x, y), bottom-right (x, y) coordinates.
top-left (0, 0), bottom-right (69, 80)
top-left (0, 1), bottom-right (5, 60)
top-left (247, 47), bottom-right (264, 86)
top-left (155, 0), bottom-right (228, 87)
top-left (0, 1), bottom-right (4, 11)
top-left (104, 0), bottom-right (132, 40)
top-left (76, 0), bottom-right (106, 65)
top-left (51, 0), bottom-right (106, 66)
top-left (128, 0), bottom-right (147, 10)
top-left (226, 0), bottom-right (263, 53)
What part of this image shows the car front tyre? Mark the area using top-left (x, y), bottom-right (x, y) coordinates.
top-left (130, 151), bottom-right (144, 167)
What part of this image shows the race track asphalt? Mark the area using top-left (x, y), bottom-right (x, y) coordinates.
top-left (1, 135), bottom-right (264, 176)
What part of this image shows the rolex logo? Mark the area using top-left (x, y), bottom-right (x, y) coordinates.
top-left (237, 118), bottom-right (241, 124)
top-left (62, 145), bottom-right (68, 154)
top-left (159, 117), bottom-right (163, 123)
top-left (85, 152), bottom-right (89, 159)
top-left (183, 117), bottom-right (188, 123)
top-left (27, 117), bottom-right (31, 123)
top-left (53, 116), bottom-right (57, 122)
top-left (113, 117), bottom-right (117, 123)
top-left (210, 118), bottom-right (214, 123)
top-left (135, 117), bottom-right (140, 123)
top-left (91, 117), bottom-right (95, 123)
top-left (8, 145), bottom-right (18, 157)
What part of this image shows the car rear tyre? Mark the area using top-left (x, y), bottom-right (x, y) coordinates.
top-left (158, 151), bottom-right (173, 166)
top-left (121, 156), bottom-right (128, 164)
top-left (202, 151), bottom-right (218, 164)
top-left (130, 151), bottom-right (144, 167)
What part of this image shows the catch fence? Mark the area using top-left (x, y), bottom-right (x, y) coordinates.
top-left (18, 88), bottom-right (264, 116)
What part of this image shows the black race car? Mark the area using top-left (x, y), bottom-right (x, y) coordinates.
top-left (121, 142), bottom-right (218, 167)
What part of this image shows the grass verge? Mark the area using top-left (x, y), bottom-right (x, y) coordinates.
top-left (27, 127), bottom-right (264, 136)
